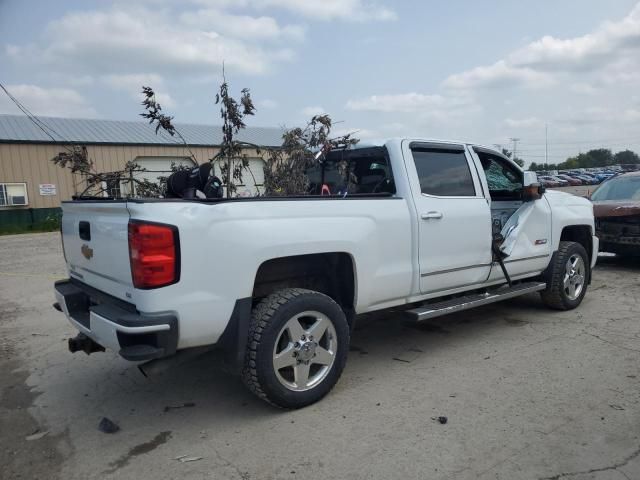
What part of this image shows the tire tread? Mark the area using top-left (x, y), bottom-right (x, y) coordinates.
top-left (540, 241), bottom-right (589, 310)
top-left (241, 288), bottom-right (345, 408)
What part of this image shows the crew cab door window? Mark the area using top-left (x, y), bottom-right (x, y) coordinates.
top-left (412, 149), bottom-right (476, 196)
top-left (476, 152), bottom-right (523, 200)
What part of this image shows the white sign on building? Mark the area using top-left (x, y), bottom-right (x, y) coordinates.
top-left (39, 184), bottom-right (57, 196)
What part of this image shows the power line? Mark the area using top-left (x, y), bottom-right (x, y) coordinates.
top-left (518, 136), bottom-right (640, 146)
top-left (0, 82), bottom-right (75, 150)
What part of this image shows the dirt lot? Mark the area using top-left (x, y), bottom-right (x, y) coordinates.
top-left (1, 232), bottom-right (639, 480)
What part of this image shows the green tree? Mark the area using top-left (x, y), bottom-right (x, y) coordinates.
top-left (587, 148), bottom-right (614, 167)
top-left (614, 149), bottom-right (640, 165)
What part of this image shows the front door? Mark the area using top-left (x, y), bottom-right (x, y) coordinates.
top-left (471, 148), bottom-right (553, 280)
top-left (404, 142), bottom-right (493, 294)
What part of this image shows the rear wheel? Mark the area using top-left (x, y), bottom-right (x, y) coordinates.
top-left (540, 241), bottom-right (589, 310)
top-left (242, 288), bottom-right (350, 408)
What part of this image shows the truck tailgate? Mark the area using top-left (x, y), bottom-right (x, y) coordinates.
top-left (61, 201), bottom-right (133, 300)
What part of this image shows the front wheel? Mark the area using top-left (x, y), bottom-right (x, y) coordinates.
top-left (540, 241), bottom-right (590, 310)
top-left (242, 288), bottom-right (350, 408)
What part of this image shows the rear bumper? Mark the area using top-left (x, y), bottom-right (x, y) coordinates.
top-left (54, 279), bottom-right (178, 361)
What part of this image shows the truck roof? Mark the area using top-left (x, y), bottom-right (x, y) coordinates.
top-left (352, 138), bottom-right (504, 156)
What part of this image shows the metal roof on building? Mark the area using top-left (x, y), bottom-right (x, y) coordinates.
top-left (0, 114), bottom-right (284, 147)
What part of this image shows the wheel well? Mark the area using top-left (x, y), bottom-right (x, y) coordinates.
top-left (253, 253), bottom-right (355, 312)
top-left (560, 225), bottom-right (592, 261)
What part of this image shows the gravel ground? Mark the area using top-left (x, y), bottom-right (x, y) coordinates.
top-left (1, 232), bottom-right (639, 480)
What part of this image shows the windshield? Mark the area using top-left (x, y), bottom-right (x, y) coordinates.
top-left (591, 175), bottom-right (640, 201)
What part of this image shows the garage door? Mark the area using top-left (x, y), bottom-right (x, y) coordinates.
top-left (133, 156), bottom-right (196, 184)
top-left (212, 158), bottom-right (265, 197)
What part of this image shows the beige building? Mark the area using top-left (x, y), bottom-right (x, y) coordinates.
top-left (0, 114), bottom-right (282, 232)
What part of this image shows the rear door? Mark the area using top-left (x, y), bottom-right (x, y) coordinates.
top-left (61, 201), bottom-right (133, 300)
top-left (403, 141), bottom-right (492, 294)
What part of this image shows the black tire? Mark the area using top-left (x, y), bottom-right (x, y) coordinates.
top-left (540, 241), bottom-right (590, 310)
top-left (242, 288), bottom-right (350, 409)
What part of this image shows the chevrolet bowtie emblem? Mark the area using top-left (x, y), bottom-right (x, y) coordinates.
top-left (81, 244), bottom-right (94, 260)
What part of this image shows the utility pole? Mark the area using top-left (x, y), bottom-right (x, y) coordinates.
top-left (545, 123), bottom-right (548, 168)
top-left (509, 137), bottom-right (520, 161)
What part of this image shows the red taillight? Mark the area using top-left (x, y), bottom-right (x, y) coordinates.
top-left (128, 221), bottom-right (179, 289)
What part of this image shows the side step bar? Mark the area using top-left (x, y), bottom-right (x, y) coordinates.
top-left (405, 281), bottom-right (546, 322)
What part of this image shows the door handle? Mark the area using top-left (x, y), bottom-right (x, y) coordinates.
top-left (421, 211), bottom-right (443, 220)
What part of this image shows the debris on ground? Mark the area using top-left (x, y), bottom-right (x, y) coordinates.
top-left (175, 455), bottom-right (203, 463)
top-left (609, 404), bottom-right (625, 410)
top-left (431, 416), bottom-right (448, 424)
top-left (392, 357), bottom-right (410, 363)
top-left (25, 430), bottom-right (49, 441)
top-left (98, 417), bottom-right (120, 434)
top-left (164, 402), bottom-right (196, 413)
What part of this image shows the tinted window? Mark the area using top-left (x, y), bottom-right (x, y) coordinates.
top-left (306, 147), bottom-right (395, 195)
top-left (411, 148), bottom-right (475, 196)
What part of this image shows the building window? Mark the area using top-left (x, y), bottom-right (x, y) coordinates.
top-left (104, 176), bottom-right (122, 198)
top-left (0, 182), bottom-right (29, 206)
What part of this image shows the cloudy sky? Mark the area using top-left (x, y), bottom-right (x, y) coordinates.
top-left (1, 0), bottom-right (640, 165)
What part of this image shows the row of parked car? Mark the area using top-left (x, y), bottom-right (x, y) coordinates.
top-left (538, 170), bottom-right (618, 188)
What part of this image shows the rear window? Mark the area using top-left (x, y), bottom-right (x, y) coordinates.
top-left (306, 147), bottom-right (395, 195)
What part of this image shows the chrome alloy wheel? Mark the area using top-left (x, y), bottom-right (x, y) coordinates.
top-left (563, 254), bottom-right (585, 300)
top-left (272, 311), bottom-right (337, 392)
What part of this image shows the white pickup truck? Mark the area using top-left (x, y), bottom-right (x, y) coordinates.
top-left (54, 138), bottom-right (598, 408)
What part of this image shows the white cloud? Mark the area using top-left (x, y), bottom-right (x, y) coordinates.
top-left (6, 6), bottom-right (295, 77)
top-left (444, 3), bottom-right (640, 91)
top-left (258, 99), bottom-right (278, 109)
top-left (569, 83), bottom-right (598, 95)
top-left (560, 106), bottom-right (640, 127)
top-left (0, 84), bottom-right (97, 118)
top-left (180, 9), bottom-right (305, 40)
top-left (443, 60), bottom-right (554, 90)
top-left (504, 117), bottom-right (544, 129)
top-left (344, 91), bottom-right (483, 132)
top-left (301, 106), bottom-right (325, 116)
top-left (251, 0), bottom-right (396, 21)
top-left (511, 4), bottom-right (640, 72)
top-left (346, 93), bottom-right (447, 112)
top-left (345, 92), bottom-right (480, 129)
top-left (103, 73), bottom-right (175, 108)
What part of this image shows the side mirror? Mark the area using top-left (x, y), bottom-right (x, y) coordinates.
top-left (523, 183), bottom-right (545, 201)
top-left (522, 171), bottom-right (544, 201)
